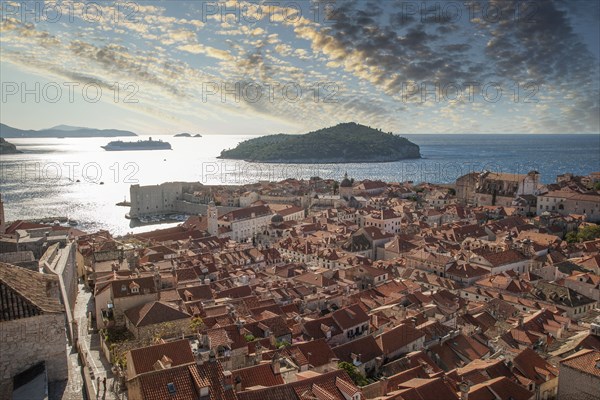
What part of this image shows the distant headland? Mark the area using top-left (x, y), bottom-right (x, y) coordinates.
top-left (0, 138), bottom-right (22, 154)
top-left (218, 122), bottom-right (421, 163)
top-left (0, 123), bottom-right (138, 138)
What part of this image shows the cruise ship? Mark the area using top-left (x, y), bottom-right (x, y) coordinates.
top-left (101, 137), bottom-right (172, 151)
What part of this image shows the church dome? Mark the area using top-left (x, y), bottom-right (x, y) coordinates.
top-left (340, 173), bottom-right (352, 187)
top-left (271, 214), bottom-right (284, 224)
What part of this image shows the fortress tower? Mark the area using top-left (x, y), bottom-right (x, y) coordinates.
top-left (207, 201), bottom-right (218, 236)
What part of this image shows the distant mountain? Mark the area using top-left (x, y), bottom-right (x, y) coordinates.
top-left (49, 124), bottom-right (88, 131)
top-left (0, 138), bottom-right (22, 154)
top-left (218, 122), bottom-right (421, 163)
top-left (0, 123), bottom-right (138, 138)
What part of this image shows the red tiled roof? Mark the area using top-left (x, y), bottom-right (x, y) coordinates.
top-left (232, 363), bottom-right (284, 390)
top-left (125, 301), bottom-right (191, 327)
top-left (376, 324), bottom-right (425, 355)
top-left (137, 364), bottom-right (211, 400)
top-left (128, 339), bottom-right (195, 378)
top-left (332, 335), bottom-right (383, 365)
top-left (237, 369), bottom-right (361, 400)
top-left (560, 349), bottom-right (600, 378)
top-left (468, 376), bottom-right (533, 400)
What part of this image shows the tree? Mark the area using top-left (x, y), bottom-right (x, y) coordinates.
top-left (338, 362), bottom-right (368, 386)
top-left (565, 231), bottom-right (578, 243)
top-left (594, 182), bottom-right (600, 191)
top-left (333, 181), bottom-right (339, 195)
top-left (190, 317), bottom-right (204, 332)
top-left (566, 225), bottom-right (600, 243)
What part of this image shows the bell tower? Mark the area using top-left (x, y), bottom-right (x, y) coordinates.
top-left (207, 201), bottom-right (218, 236)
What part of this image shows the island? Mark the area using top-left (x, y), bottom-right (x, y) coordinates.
top-left (218, 122), bottom-right (421, 163)
top-left (174, 133), bottom-right (202, 137)
top-left (0, 123), bottom-right (137, 138)
top-left (0, 137), bottom-right (22, 154)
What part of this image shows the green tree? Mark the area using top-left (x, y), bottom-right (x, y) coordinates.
top-left (338, 362), bottom-right (368, 386)
top-left (594, 182), bottom-right (600, 191)
top-left (565, 231), bottom-right (578, 243)
top-left (190, 317), bottom-right (204, 332)
top-left (577, 225), bottom-right (600, 242)
top-left (566, 225), bottom-right (600, 243)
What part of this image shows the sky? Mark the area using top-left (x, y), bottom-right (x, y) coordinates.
top-left (0, 0), bottom-right (599, 135)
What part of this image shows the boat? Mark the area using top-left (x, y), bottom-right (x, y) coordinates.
top-left (68, 219), bottom-right (78, 226)
top-left (101, 137), bottom-right (172, 151)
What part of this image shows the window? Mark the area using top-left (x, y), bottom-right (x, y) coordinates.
top-left (167, 383), bottom-right (176, 394)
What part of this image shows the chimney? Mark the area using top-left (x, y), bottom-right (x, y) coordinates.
top-left (506, 360), bottom-right (514, 372)
top-left (236, 318), bottom-right (244, 333)
top-left (381, 376), bottom-right (389, 395)
top-left (234, 376), bottom-right (242, 392)
top-left (223, 370), bottom-right (233, 390)
top-left (458, 381), bottom-right (470, 400)
top-left (595, 358), bottom-right (600, 369)
top-left (518, 316), bottom-right (524, 328)
top-left (272, 358), bottom-right (281, 375)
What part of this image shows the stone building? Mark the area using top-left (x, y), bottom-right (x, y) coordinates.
top-left (557, 349), bottom-right (600, 400)
top-left (536, 191), bottom-right (600, 222)
top-left (0, 262), bottom-right (68, 398)
top-left (455, 170), bottom-right (540, 207)
top-left (129, 182), bottom-right (184, 218)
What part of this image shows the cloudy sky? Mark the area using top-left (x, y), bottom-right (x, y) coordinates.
top-left (1, 0), bottom-right (598, 134)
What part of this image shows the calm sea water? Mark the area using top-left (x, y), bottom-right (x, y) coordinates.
top-left (1, 134), bottom-right (598, 235)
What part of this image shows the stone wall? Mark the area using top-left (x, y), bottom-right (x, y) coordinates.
top-left (129, 181), bottom-right (240, 218)
top-left (0, 313), bottom-right (68, 396)
top-left (558, 364), bottom-right (600, 400)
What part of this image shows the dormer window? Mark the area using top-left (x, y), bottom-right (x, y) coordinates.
top-left (131, 286), bottom-right (139, 294)
top-left (121, 284), bottom-right (126, 292)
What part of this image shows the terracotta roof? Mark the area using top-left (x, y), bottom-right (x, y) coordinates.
top-left (128, 339), bottom-right (195, 378)
top-left (232, 362), bottom-right (284, 390)
top-left (0, 262), bottom-right (64, 321)
top-left (177, 284), bottom-right (214, 302)
top-left (333, 335), bottom-right (383, 365)
top-left (237, 369), bottom-right (361, 400)
top-left (111, 275), bottom-right (157, 299)
top-left (468, 376), bottom-right (533, 400)
top-left (220, 205), bottom-right (272, 222)
top-left (376, 324), bottom-right (425, 355)
top-left (331, 304), bottom-right (369, 330)
top-left (136, 364), bottom-right (210, 400)
top-left (295, 339), bottom-right (337, 367)
top-left (125, 301), bottom-right (191, 327)
top-left (394, 377), bottom-right (459, 400)
top-left (560, 349), bottom-right (600, 378)
top-left (478, 249), bottom-right (527, 268)
top-left (512, 348), bottom-right (558, 385)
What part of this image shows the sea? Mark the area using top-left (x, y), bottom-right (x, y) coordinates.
top-left (1, 134), bottom-right (598, 236)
